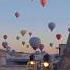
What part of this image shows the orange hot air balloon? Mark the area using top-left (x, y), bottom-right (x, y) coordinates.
top-left (40, 0), bottom-right (48, 7)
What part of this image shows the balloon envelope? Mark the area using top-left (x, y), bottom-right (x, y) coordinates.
top-left (15, 12), bottom-right (20, 18)
top-left (56, 34), bottom-right (62, 40)
top-left (48, 22), bottom-right (55, 31)
top-left (2, 42), bottom-right (8, 48)
top-left (29, 32), bottom-right (32, 36)
top-left (40, 0), bottom-right (48, 7)
top-left (20, 30), bottom-right (26, 36)
top-left (29, 37), bottom-right (41, 50)
top-left (3, 35), bottom-right (7, 39)
top-left (26, 44), bottom-right (29, 48)
top-left (49, 43), bottom-right (53, 47)
top-left (22, 41), bottom-right (25, 46)
top-left (16, 36), bottom-right (20, 40)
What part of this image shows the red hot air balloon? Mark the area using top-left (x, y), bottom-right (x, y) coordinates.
top-left (56, 34), bottom-right (62, 40)
top-left (40, 0), bottom-right (48, 7)
top-left (15, 12), bottom-right (20, 18)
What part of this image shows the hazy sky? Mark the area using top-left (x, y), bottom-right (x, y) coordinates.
top-left (0, 0), bottom-right (70, 54)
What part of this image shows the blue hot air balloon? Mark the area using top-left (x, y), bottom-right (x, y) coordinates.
top-left (29, 37), bottom-right (41, 50)
top-left (48, 22), bottom-right (56, 32)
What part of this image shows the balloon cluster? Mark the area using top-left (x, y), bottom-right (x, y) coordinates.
top-left (15, 21), bottom-right (63, 51)
top-left (16, 29), bottom-right (33, 48)
top-left (2, 35), bottom-right (11, 52)
top-left (48, 22), bottom-right (63, 48)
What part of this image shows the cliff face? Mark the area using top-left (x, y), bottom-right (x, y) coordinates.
top-left (59, 33), bottom-right (70, 70)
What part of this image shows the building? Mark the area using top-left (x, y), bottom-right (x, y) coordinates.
top-left (59, 33), bottom-right (70, 70)
top-left (0, 49), bottom-right (7, 65)
top-left (0, 49), bottom-right (51, 70)
top-left (59, 44), bottom-right (66, 56)
top-left (0, 49), bottom-right (30, 69)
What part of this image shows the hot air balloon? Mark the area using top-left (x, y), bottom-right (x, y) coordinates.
top-left (49, 43), bottom-right (53, 47)
top-left (29, 32), bottom-right (32, 37)
top-left (39, 44), bottom-right (44, 52)
top-left (15, 12), bottom-right (20, 18)
top-left (26, 44), bottom-right (29, 48)
top-left (3, 35), bottom-right (7, 40)
top-left (48, 22), bottom-right (56, 32)
top-left (40, 0), bottom-right (48, 7)
top-left (20, 30), bottom-right (26, 36)
top-left (56, 34), bottom-right (62, 40)
top-left (16, 36), bottom-right (20, 40)
top-left (22, 41), bottom-right (25, 46)
top-left (2, 42), bottom-right (8, 48)
top-left (29, 37), bottom-right (41, 50)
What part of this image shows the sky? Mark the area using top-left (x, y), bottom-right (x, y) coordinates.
top-left (0, 0), bottom-right (70, 54)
